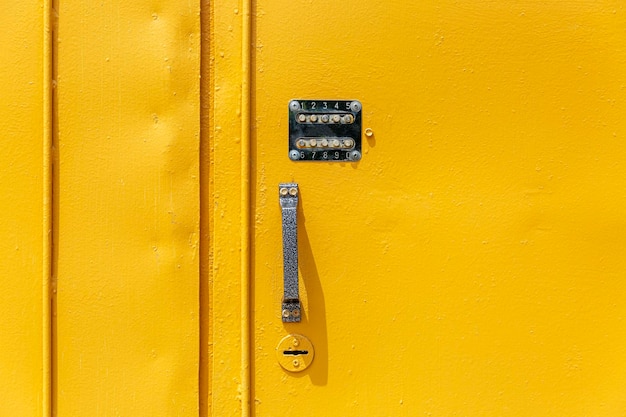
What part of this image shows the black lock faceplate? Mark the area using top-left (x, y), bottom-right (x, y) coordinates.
top-left (288, 99), bottom-right (362, 162)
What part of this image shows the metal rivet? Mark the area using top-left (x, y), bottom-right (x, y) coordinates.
top-left (332, 115), bottom-right (340, 123)
top-left (342, 115), bottom-right (353, 124)
top-left (289, 100), bottom-right (301, 111)
top-left (321, 139), bottom-right (328, 147)
top-left (289, 188), bottom-right (298, 196)
top-left (350, 101), bottom-right (362, 112)
top-left (289, 150), bottom-right (300, 160)
top-left (293, 338), bottom-right (300, 347)
top-left (310, 114), bottom-right (318, 122)
top-left (282, 309), bottom-right (290, 318)
top-left (321, 115), bottom-right (329, 123)
top-left (310, 139), bottom-right (317, 147)
top-left (280, 188), bottom-right (288, 196)
top-left (297, 139), bottom-right (306, 148)
top-left (365, 128), bottom-right (374, 137)
top-left (344, 139), bottom-right (354, 148)
top-left (297, 114), bottom-right (306, 122)
top-left (332, 139), bottom-right (340, 147)
top-left (292, 359), bottom-right (300, 367)
top-left (350, 150), bottom-right (362, 161)
top-left (292, 308), bottom-right (300, 316)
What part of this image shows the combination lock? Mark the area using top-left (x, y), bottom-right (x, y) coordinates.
top-left (288, 99), bottom-right (362, 162)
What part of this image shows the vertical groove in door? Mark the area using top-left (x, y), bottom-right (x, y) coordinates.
top-left (240, 0), bottom-right (252, 415)
top-left (49, 0), bottom-right (59, 415)
top-left (43, 0), bottom-right (53, 416)
top-left (199, 0), bottom-right (213, 415)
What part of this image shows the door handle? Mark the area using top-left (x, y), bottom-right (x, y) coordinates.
top-left (279, 183), bottom-right (301, 322)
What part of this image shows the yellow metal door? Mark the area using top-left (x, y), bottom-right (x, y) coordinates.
top-left (54, 1), bottom-right (200, 415)
top-left (1, 2), bottom-right (200, 415)
top-left (211, 1), bottom-right (626, 415)
top-left (0, 2), bottom-right (50, 415)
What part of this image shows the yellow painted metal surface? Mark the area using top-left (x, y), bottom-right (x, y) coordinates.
top-left (203, 0), bottom-right (249, 415)
top-left (209, 0), bottom-right (626, 415)
top-left (0, 2), bottom-right (49, 415)
top-left (54, 1), bottom-right (200, 415)
top-left (4, 1), bottom-right (626, 415)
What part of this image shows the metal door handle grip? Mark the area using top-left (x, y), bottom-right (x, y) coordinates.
top-left (279, 183), bottom-right (301, 322)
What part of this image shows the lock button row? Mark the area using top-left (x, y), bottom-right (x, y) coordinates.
top-left (296, 113), bottom-right (354, 124)
top-left (295, 138), bottom-right (355, 149)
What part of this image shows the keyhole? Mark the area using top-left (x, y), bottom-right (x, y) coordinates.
top-left (276, 333), bottom-right (315, 372)
top-left (283, 350), bottom-right (309, 356)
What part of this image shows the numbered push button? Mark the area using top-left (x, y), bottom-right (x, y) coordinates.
top-left (276, 334), bottom-right (315, 373)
